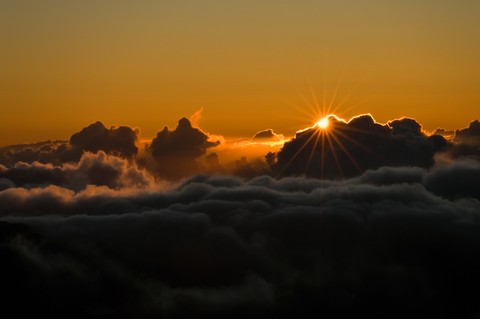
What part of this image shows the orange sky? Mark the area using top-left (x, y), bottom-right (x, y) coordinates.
top-left (1, 1), bottom-right (479, 146)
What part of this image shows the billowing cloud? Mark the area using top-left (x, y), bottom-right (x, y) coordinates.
top-left (454, 120), bottom-right (480, 145)
top-left (424, 160), bottom-right (480, 199)
top-left (252, 129), bottom-right (284, 141)
top-left (1, 113), bottom-right (480, 316)
top-left (0, 140), bottom-right (78, 166)
top-left (205, 152), bottom-right (226, 174)
top-left (233, 156), bottom-right (270, 179)
top-left (1, 161), bottom-right (480, 317)
top-left (0, 122), bottom-right (139, 167)
top-left (148, 118), bottom-right (220, 179)
top-left (0, 151), bottom-right (153, 191)
top-left (434, 120), bottom-right (480, 161)
top-left (432, 128), bottom-right (454, 139)
top-left (69, 121), bottom-right (139, 159)
top-left (271, 114), bottom-right (449, 179)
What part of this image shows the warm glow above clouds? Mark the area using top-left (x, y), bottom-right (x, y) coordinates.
top-left (1, 1), bottom-right (479, 145)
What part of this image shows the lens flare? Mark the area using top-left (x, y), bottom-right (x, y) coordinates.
top-left (317, 117), bottom-right (329, 129)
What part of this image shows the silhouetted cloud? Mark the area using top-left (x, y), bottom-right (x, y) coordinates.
top-left (0, 177), bottom-right (14, 191)
top-left (1, 161), bottom-right (480, 317)
top-left (148, 118), bottom-right (220, 179)
top-left (233, 156), bottom-right (270, 179)
top-left (432, 128), bottom-right (454, 139)
top-left (271, 114), bottom-right (449, 178)
top-left (454, 120), bottom-right (480, 145)
top-left (0, 122), bottom-right (139, 167)
top-left (0, 151), bottom-right (153, 191)
top-left (205, 152), bottom-right (226, 174)
top-left (433, 120), bottom-right (480, 161)
top-left (1, 114), bottom-right (480, 317)
top-left (0, 140), bottom-right (78, 166)
top-left (252, 129), bottom-right (283, 141)
top-left (69, 121), bottom-right (139, 159)
top-left (424, 160), bottom-right (480, 199)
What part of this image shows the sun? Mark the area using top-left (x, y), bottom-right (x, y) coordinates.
top-left (316, 117), bottom-right (330, 130)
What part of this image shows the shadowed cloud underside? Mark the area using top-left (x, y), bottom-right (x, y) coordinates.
top-left (0, 113), bottom-right (479, 318)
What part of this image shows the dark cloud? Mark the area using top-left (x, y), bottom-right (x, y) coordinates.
top-left (0, 177), bottom-right (15, 191)
top-left (233, 156), bottom-right (257, 178)
top-left (388, 117), bottom-right (424, 136)
top-left (0, 140), bottom-right (78, 167)
top-left (252, 129), bottom-right (283, 141)
top-left (272, 115), bottom-right (448, 178)
top-left (444, 143), bottom-right (480, 161)
top-left (0, 151), bottom-right (153, 192)
top-left (1, 162), bottom-right (480, 317)
top-left (69, 121), bottom-right (139, 159)
top-left (0, 122), bottom-right (139, 167)
top-left (1, 114), bottom-right (480, 317)
top-left (434, 120), bottom-right (480, 161)
top-left (424, 160), bottom-right (480, 200)
top-left (454, 120), bottom-right (480, 145)
top-left (233, 156), bottom-right (270, 179)
top-left (433, 128), bottom-right (454, 139)
top-left (149, 118), bottom-right (220, 179)
top-left (205, 152), bottom-right (226, 174)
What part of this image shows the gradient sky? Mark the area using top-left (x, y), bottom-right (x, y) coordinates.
top-left (1, 0), bottom-right (479, 145)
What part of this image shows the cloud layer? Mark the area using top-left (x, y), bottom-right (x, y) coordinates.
top-left (1, 161), bottom-right (480, 317)
top-left (0, 151), bottom-right (153, 192)
top-left (0, 114), bottom-right (479, 317)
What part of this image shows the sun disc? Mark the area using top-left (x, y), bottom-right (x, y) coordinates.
top-left (317, 118), bottom-right (329, 129)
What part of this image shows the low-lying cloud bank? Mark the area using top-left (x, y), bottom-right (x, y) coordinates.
top-left (1, 161), bottom-right (480, 318)
top-left (1, 115), bottom-right (479, 181)
top-left (0, 121), bottom-right (140, 167)
top-left (0, 151), bottom-right (153, 191)
top-left (0, 114), bottom-right (479, 317)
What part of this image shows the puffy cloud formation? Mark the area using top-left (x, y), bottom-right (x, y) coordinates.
top-left (271, 114), bottom-right (448, 178)
top-left (0, 140), bottom-right (78, 167)
top-left (149, 118), bottom-right (220, 179)
top-left (0, 122), bottom-right (139, 167)
top-left (0, 114), bottom-right (480, 317)
top-left (435, 120), bottom-right (480, 161)
top-left (454, 120), bottom-right (480, 146)
top-left (0, 162), bottom-right (480, 317)
top-left (233, 156), bottom-right (270, 179)
top-left (432, 128), bottom-right (454, 139)
top-left (252, 129), bottom-right (284, 141)
top-left (69, 121), bottom-right (139, 159)
top-left (205, 152), bottom-right (226, 174)
top-left (0, 151), bottom-right (153, 191)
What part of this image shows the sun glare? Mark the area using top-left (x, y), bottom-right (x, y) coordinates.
top-left (317, 117), bottom-right (330, 130)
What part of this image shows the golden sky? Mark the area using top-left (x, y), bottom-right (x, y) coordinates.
top-left (1, 1), bottom-right (479, 145)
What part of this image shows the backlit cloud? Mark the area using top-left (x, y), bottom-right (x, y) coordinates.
top-left (271, 114), bottom-right (449, 179)
top-left (148, 118), bottom-right (220, 180)
top-left (0, 151), bottom-right (153, 192)
top-left (0, 113), bottom-right (479, 316)
top-left (69, 121), bottom-right (139, 159)
top-left (252, 128), bottom-right (284, 142)
top-left (454, 120), bottom-right (480, 145)
top-left (0, 121), bottom-right (140, 166)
